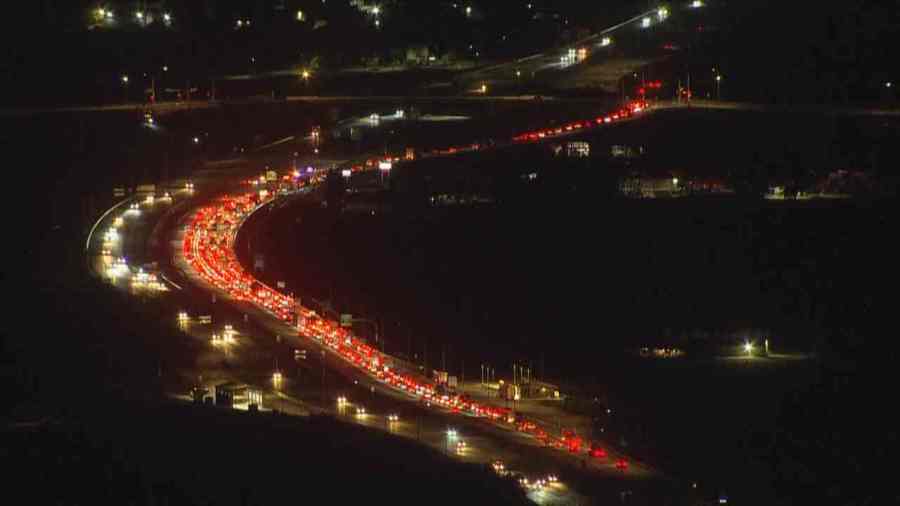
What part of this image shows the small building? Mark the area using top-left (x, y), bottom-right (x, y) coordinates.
top-left (611, 145), bottom-right (644, 159)
top-left (620, 175), bottom-right (684, 198)
top-left (566, 141), bottom-right (590, 158)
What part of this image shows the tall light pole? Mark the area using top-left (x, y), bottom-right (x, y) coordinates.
top-left (121, 75), bottom-right (129, 103)
top-left (716, 74), bottom-right (722, 101)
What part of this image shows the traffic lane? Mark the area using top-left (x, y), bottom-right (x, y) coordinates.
top-left (170, 236), bottom-right (640, 490)
top-left (160, 257), bottom-right (596, 502)
top-left (176, 186), bottom-right (661, 480)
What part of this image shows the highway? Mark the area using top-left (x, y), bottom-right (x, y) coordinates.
top-left (460, 6), bottom-right (679, 85)
top-left (85, 99), bottom-right (666, 504)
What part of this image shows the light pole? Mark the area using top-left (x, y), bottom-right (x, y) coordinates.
top-left (716, 74), bottom-right (722, 101)
top-left (121, 75), bottom-right (129, 103)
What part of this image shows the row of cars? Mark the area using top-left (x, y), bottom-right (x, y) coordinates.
top-left (512, 100), bottom-right (649, 143)
top-left (181, 102), bottom-right (648, 471)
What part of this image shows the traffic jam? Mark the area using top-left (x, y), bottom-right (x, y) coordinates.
top-left (180, 102), bottom-right (648, 473)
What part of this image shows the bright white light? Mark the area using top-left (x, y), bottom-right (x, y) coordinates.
top-left (296, 10), bottom-right (304, 21)
top-left (236, 19), bottom-right (243, 27)
top-left (691, 0), bottom-right (705, 8)
top-left (193, 137), bottom-right (199, 144)
top-left (372, 6), bottom-right (380, 15)
top-left (395, 109), bottom-right (404, 118)
top-left (121, 75), bottom-right (129, 83)
top-left (135, 11), bottom-right (143, 20)
top-left (600, 36), bottom-right (612, 47)
top-left (887, 82), bottom-right (893, 88)
top-left (163, 12), bottom-right (171, 23)
top-left (465, 6), bottom-right (472, 16)
top-left (341, 169), bottom-right (352, 178)
top-left (641, 17), bottom-right (651, 28)
top-left (374, 19), bottom-right (380, 27)
top-left (744, 341), bottom-right (753, 355)
top-left (378, 160), bottom-right (392, 171)
top-left (658, 7), bottom-right (669, 21)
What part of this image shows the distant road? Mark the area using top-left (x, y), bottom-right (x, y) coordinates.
top-left (0, 96), bottom-right (569, 117)
top-left (5, 96), bottom-right (897, 118)
top-left (657, 99), bottom-right (900, 117)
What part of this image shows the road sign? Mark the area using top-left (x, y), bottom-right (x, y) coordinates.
top-left (198, 315), bottom-right (212, 324)
top-left (294, 349), bottom-right (307, 360)
top-left (113, 187), bottom-right (126, 197)
top-left (340, 314), bottom-right (353, 327)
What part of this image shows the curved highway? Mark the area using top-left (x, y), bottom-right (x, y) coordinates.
top-left (86, 99), bottom-right (663, 504)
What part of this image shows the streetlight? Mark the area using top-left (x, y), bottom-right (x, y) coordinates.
top-left (121, 75), bottom-right (129, 84)
top-left (465, 6), bottom-right (472, 17)
top-left (744, 341), bottom-right (753, 356)
top-left (715, 74), bottom-right (722, 100)
top-left (372, 6), bottom-right (380, 16)
top-left (296, 10), bottom-right (304, 21)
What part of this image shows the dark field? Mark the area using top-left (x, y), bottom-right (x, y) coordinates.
top-left (242, 109), bottom-right (897, 503)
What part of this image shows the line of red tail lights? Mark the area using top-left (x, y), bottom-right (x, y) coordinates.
top-left (512, 99), bottom-right (648, 143)
top-left (341, 99), bottom-right (649, 175)
top-left (181, 103), bottom-right (647, 466)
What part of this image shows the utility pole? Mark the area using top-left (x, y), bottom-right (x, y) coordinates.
top-left (686, 71), bottom-right (691, 107)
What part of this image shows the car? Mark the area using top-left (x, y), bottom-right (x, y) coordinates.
top-left (590, 447), bottom-right (607, 458)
